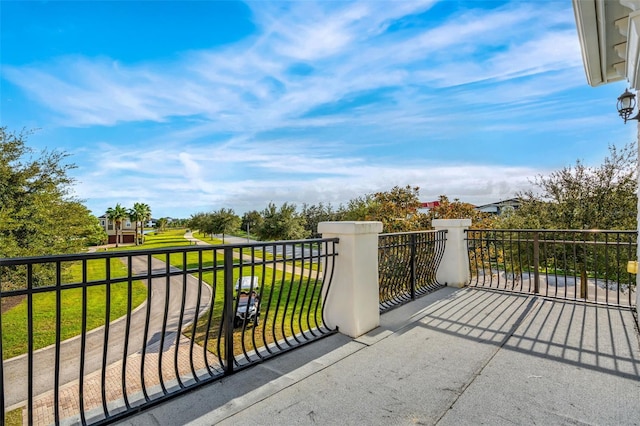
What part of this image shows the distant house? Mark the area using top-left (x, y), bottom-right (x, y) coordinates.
top-left (420, 201), bottom-right (441, 209)
top-left (98, 214), bottom-right (136, 244)
top-left (475, 198), bottom-right (521, 215)
top-left (418, 199), bottom-right (521, 215)
top-left (146, 218), bottom-right (175, 228)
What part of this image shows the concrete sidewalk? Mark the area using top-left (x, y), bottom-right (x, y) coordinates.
top-left (122, 287), bottom-right (640, 425)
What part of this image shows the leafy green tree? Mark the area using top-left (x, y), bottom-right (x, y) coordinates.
top-left (0, 128), bottom-right (109, 291)
top-left (211, 208), bottom-right (240, 243)
top-left (0, 127), bottom-right (103, 257)
top-left (336, 185), bottom-right (428, 232)
top-left (426, 195), bottom-right (494, 229)
top-left (498, 143), bottom-right (637, 230)
top-left (106, 203), bottom-right (128, 247)
top-left (367, 185), bottom-right (427, 232)
top-left (336, 194), bottom-right (375, 221)
top-left (301, 202), bottom-right (339, 237)
top-left (256, 202), bottom-right (309, 241)
top-left (188, 210), bottom-right (238, 241)
top-left (241, 210), bottom-right (263, 239)
top-left (489, 143), bottom-right (638, 291)
top-left (168, 217), bottom-right (188, 228)
top-left (188, 212), bottom-right (208, 235)
top-left (155, 217), bottom-right (169, 233)
top-left (69, 204), bottom-right (107, 246)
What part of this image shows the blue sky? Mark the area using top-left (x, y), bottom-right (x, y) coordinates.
top-left (1, 0), bottom-right (635, 219)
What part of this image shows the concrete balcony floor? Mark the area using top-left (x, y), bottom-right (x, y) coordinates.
top-left (122, 287), bottom-right (640, 425)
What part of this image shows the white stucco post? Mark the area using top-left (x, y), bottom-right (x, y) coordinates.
top-left (318, 221), bottom-right (383, 338)
top-left (432, 219), bottom-right (472, 288)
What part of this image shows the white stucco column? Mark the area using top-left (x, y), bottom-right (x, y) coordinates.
top-left (318, 221), bottom-right (383, 338)
top-left (432, 219), bottom-right (472, 288)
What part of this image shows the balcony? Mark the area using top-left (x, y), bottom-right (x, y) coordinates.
top-left (122, 286), bottom-right (640, 425)
top-left (1, 221), bottom-right (638, 425)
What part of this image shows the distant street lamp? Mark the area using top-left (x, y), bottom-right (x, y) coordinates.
top-left (617, 88), bottom-right (640, 123)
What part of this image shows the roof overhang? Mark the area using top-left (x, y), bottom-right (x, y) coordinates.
top-left (573, 0), bottom-right (640, 88)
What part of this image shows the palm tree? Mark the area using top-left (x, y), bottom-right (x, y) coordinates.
top-left (156, 217), bottom-right (168, 233)
top-left (128, 207), bottom-right (140, 245)
top-left (128, 202), bottom-right (151, 245)
top-left (138, 203), bottom-right (152, 244)
top-left (105, 203), bottom-right (128, 247)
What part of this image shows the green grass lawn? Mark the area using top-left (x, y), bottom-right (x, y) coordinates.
top-left (192, 231), bottom-right (223, 245)
top-left (183, 260), bottom-right (326, 358)
top-left (141, 232), bottom-right (326, 356)
top-left (127, 228), bottom-right (321, 357)
top-left (108, 228), bottom-right (194, 251)
top-left (97, 226), bottom-right (327, 362)
top-left (4, 408), bottom-right (21, 426)
top-left (1, 258), bottom-right (147, 359)
top-left (1, 229), bottom-right (197, 360)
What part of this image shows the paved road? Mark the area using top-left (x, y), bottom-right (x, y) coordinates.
top-left (474, 270), bottom-right (636, 305)
top-left (208, 234), bottom-right (323, 279)
top-left (3, 253), bottom-right (211, 409)
top-left (213, 234), bottom-right (321, 259)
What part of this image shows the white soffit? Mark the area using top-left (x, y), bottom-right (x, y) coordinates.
top-left (627, 10), bottom-right (640, 88)
top-left (573, 0), bottom-right (604, 86)
top-left (573, 0), bottom-right (637, 86)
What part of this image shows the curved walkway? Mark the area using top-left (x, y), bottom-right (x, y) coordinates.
top-left (3, 245), bottom-right (212, 424)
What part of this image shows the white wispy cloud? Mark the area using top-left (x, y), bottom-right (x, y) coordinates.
top-left (71, 134), bottom-right (543, 217)
top-left (4, 0), bottom-right (603, 217)
top-left (4, 1), bottom-right (578, 128)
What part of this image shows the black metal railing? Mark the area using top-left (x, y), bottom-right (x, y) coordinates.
top-left (466, 229), bottom-right (637, 308)
top-left (378, 230), bottom-right (447, 312)
top-left (0, 238), bottom-right (338, 425)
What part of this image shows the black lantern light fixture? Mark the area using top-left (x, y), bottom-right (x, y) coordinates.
top-left (617, 88), bottom-right (640, 123)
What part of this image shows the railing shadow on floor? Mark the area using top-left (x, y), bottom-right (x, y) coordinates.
top-left (409, 288), bottom-right (640, 381)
